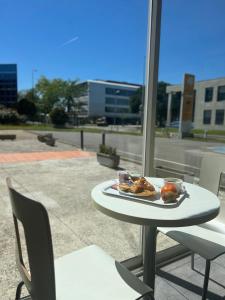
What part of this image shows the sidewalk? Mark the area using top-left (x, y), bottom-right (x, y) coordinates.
top-left (0, 130), bottom-right (174, 299)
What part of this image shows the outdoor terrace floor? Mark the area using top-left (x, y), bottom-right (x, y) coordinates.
top-left (154, 254), bottom-right (225, 299)
top-left (0, 130), bottom-right (225, 299)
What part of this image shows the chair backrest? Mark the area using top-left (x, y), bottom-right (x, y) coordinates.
top-left (199, 153), bottom-right (225, 223)
top-left (7, 178), bottom-right (56, 300)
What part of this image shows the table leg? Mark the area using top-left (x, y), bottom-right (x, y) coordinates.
top-left (143, 225), bottom-right (157, 291)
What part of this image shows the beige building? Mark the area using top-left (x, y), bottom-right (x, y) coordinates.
top-left (166, 77), bottom-right (225, 130)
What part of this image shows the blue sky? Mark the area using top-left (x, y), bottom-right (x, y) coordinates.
top-left (1, 0), bottom-right (225, 90)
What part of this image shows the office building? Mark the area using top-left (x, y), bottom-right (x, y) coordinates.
top-left (0, 64), bottom-right (17, 107)
top-left (77, 80), bottom-right (141, 124)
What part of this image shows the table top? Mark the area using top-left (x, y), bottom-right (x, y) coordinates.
top-left (91, 177), bottom-right (220, 227)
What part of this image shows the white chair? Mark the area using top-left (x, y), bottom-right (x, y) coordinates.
top-left (7, 178), bottom-right (153, 300)
top-left (158, 152), bottom-right (225, 300)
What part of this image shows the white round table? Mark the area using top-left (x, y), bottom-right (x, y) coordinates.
top-left (91, 177), bottom-right (220, 292)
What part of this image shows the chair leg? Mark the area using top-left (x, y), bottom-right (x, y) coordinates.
top-left (191, 252), bottom-right (195, 271)
top-left (15, 281), bottom-right (24, 300)
top-left (202, 260), bottom-right (211, 300)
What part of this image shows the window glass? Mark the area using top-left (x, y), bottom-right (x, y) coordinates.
top-left (203, 110), bottom-right (211, 124)
top-left (116, 107), bottom-right (129, 113)
top-left (105, 97), bottom-right (115, 105)
top-left (215, 109), bottom-right (224, 125)
top-left (105, 87), bottom-right (136, 97)
top-left (217, 86), bottom-right (225, 101)
top-left (105, 106), bottom-right (129, 113)
top-left (205, 87), bottom-right (213, 102)
top-left (171, 92), bottom-right (181, 122)
top-left (116, 98), bottom-right (129, 106)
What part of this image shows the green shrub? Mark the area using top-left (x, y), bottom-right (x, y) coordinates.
top-left (17, 98), bottom-right (37, 117)
top-left (99, 144), bottom-right (117, 156)
top-left (49, 108), bottom-right (68, 126)
top-left (0, 109), bottom-right (21, 124)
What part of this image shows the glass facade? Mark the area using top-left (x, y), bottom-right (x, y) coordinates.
top-left (105, 97), bottom-right (129, 106)
top-left (105, 87), bottom-right (136, 97)
top-left (217, 86), bottom-right (225, 101)
top-left (105, 106), bottom-right (129, 113)
top-left (0, 64), bottom-right (17, 107)
top-left (215, 109), bottom-right (224, 125)
top-left (205, 87), bottom-right (213, 102)
top-left (105, 97), bottom-right (116, 105)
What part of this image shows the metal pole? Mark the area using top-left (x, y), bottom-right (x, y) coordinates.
top-left (141, 0), bottom-right (162, 290)
top-left (80, 130), bottom-right (84, 150)
top-left (143, 225), bottom-right (157, 290)
top-left (102, 132), bottom-right (106, 145)
top-left (142, 0), bottom-right (162, 177)
top-left (32, 69), bottom-right (37, 102)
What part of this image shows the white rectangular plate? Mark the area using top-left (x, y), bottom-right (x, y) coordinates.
top-left (102, 184), bottom-right (188, 208)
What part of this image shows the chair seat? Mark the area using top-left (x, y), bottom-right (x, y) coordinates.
top-left (159, 220), bottom-right (225, 261)
top-left (55, 245), bottom-right (152, 300)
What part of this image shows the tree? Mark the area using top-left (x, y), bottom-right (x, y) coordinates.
top-left (35, 77), bottom-right (64, 114)
top-left (62, 80), bottom-right (87, 113)
top-left (35, 77), bottom-right (87, 115)
top-left (129, 82), bottom-right (170, 126)
top-left (17, 98), bottom-right (37, 117)
top-left (49, 108), bottom-right (68, 126)
top-left (18, 89), bottom-right (39, 103)
top-left (130, 87), bottom-right (144, 113)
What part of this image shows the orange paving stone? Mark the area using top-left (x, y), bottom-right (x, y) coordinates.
top-left (0, 150), bottom-right (95, 163)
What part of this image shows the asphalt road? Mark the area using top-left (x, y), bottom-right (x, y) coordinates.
top-left (34, 130), bottom-right (225, 174)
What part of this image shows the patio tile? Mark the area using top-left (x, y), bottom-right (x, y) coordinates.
top-left (157, 255), bottom-right (225, 299)
top-left (154, 276), bottom-right (188, 299)
top-left (0, 150), bottom-right (94, 164)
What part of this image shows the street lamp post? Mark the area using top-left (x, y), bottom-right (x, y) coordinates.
top-left (32, 69), bottom-right (38, 101)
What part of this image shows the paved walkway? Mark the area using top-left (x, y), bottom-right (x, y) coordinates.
top-left (2, 130), bottom-right (224, 299)
top-left (0, 150), bottom-right (94, 163)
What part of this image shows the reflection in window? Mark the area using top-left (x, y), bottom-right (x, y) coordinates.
top-left (203, 110), bottom-right (211, 124)
top-left (105, 97), bottom-right (115, 105)
top-left (205, 87), bottom-right (213, 102)
top-left (105, 87), bottom-right (135, 97)
top-left (217, 86), bottom-right (225, 101)
top-left (116, 98), bottom-right (129, 106)
top-left (105, 97), bottom-right (129, 106)
top-left (215, 109), bottom-right (224, 125)
top-left (105, 106), bottom-right (129, 113)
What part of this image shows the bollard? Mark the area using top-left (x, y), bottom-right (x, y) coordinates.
top-left (102, 132), bottom-right (106, 145)
top-left (80, 130), bottom-right (84, 150)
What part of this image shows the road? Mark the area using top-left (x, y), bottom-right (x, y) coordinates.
top-left (34, 130), bottom-right (224, 175)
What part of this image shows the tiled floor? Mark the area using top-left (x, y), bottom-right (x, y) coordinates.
top-left (154, 254), bottom-right (225, 299)
top-left (0, 150), bottom-right (94, 163)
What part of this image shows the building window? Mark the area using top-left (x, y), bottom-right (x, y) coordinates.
top-left (105, 106), bottom-right (129, 113)
top-left (105, 97), bottom-right (115, 105)
top-left (215, 110), bottom-right (224, 125)
top-left (203, 110), bottom-right (211, 124)
top-left (105, 97), bottom-right (129, 106)
top-left (217, 86), bottom-right (225, 101)
top-left (105, 106), bottom-right (116, 113)
top-left (116, 98), bottom-right (129, 106)
top-left (105, 87), bottom-right (136, 97)
top-left (116, 107), bottom-right (129, 113)
top-left (205, 87), bottom-right (213, 102)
